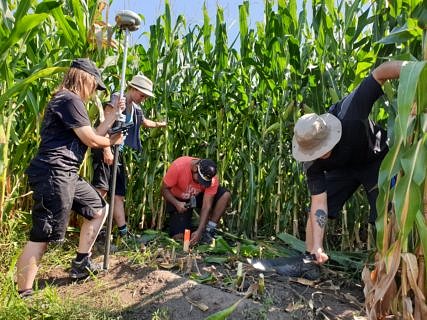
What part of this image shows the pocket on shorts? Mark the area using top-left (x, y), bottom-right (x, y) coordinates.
top-left (28, 174), bottom-right (56, 240)
top-left (28, 173), bottom-right (55, 199)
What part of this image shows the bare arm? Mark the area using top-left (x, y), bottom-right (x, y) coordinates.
top-left (73, 126), bottom-right (122, 148)
top-left (198, 195), bottom-right (214, 232)
top-left (372, 60), bottom-right (404, 85)
top-left (142, 118), bottom-right (167, 129)
top-left (190, 194), bottom-right (214, 245)
top-left (307, 192), bottom-right (329, 264)
top-left (95, 98), bottom-right (126, 136)
top-left (161, 182), bottom-right (187, 213)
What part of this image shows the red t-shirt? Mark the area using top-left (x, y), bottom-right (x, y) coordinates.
top-left (163, 156), bottom-right (219, 200)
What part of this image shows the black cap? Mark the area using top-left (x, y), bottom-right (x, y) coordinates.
top-left (71, 58), bottom-right (106, 91)
top-left (197, 159), bottom-right (217, 188)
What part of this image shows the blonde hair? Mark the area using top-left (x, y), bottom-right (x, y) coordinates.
top-left (56, 68), bottom-right (97, 101)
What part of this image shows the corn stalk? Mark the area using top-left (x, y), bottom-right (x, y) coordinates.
top-left (364, 2), bottom-right (427, 317)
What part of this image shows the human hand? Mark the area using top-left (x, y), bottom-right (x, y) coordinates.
top-left (103, 147), bottom-right (114, 165)
top-left (312, 247), bottom-right (329, 265)
top-left (109, 132), bottom-right (123, 145)
top-left (175, 201), bottom-right (188, 213)
top-left (157, 120), bottom-right (167, 128)
top-left (115, 97), bottom-right (126, 113)
top-left (190, 229), bottom-right (202, 246)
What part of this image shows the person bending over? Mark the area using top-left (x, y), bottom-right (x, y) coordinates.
top-left (292, 60), bottom-right (403, 270)
top-left (161, 156), bottom-right (231, 245)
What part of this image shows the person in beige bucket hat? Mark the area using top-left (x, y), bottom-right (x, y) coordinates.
top-left (279, 60), bottom-right (405, 279)
top-left (92, 73), bottom-right (166, 241)
top-left (128, 74), bottom-right (155, 98)
top-left (292, 113), bottom-right (342, 162)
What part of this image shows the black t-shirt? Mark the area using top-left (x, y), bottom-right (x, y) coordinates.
top-left (27, 90), bottom-right (91, 173)
top-left (304, 74), bottom-right (388, 195)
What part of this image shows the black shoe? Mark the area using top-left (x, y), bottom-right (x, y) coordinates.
top-left (247, 256), bottom-right (294, 272)
top-left (18, 289), bottom-right (34, 299)
top-left (274, 254), bottom-right (320, 280)
top-left (248, 254), bottom-right (320, 280)
top-left (70, 256), bottom-right (102, 280)
top-left (199, 230), bottom-right (215, 245)
top-left (96, 228), bottom-right (107, 244)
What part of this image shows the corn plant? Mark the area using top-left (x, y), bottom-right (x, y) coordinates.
top-left (1, 3), bottom-right (426, 314)
top-left (363, 3), bottom-right (427, 317)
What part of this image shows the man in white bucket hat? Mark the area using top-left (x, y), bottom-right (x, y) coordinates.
top-left (92, 74), bottom-right (167, 241)
top-left (251, 61), bottom-right (404, 280)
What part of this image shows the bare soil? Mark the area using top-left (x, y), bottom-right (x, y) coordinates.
top-left (38, 246), bottom-right (367, 320)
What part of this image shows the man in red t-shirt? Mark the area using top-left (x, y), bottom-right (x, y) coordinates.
top-left (161, 156), bottom-right (231, 245)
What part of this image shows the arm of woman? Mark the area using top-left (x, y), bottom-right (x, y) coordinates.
top-left (95, 97), bottom-right (126, 136)
top-left (73, 126), bottom-right (122, 148)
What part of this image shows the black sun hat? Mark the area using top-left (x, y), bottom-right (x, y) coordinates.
top-left (197, 159), bottom-right (217, 188)
top-left (71, 58), bottom-right (106, 91)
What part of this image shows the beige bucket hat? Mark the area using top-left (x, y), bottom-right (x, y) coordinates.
top-left (128, 74), bottom-right (155, 97)
top-left (292, 113), bottom-right (342, 162)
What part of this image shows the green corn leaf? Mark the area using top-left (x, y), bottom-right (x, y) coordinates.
top-left (376, 118), bottom-right (404, 249)
top-left (204, 297), bottom-right (244, 320)
top-left (71, 0), bottom-right (88, 41)
top-left (51, 5), bottom-right (79, 47)
top-left (213, 237), bottom-right (234, 254)
top-left (0, 67), bottom-right (67, 110)
top-left (415, 211), bottom-right (427, 276)
top-left (190, 272), bottom-right (216, 284)
top-left (377, 19), bottom-right (422, 44)
top-left (393, 174), bottom-right (421, 242)
top-left (396, 61), bottom-right (426, 142)
top-left (277, 232), bottom-right (306, 252)
top-left (13, 0), bottom-right (32, 23)
top-left (0, 13), bottom-right (49, 60)
top-left (35, 0), bottom-right (62, 13)
top-left (400, 139), bottom-right (427, 187)
top-left (204, 256), bottom-right (228, 264)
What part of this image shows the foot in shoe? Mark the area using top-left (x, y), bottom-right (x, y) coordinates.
top-left (70, 256), bottom-right (102, 280)
top-left (199, 230), bottom-right (215, 245)
top-left (18, 289), bottom-right (34, 299)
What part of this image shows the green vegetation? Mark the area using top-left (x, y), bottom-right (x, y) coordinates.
top-left (1, 0), bottom-right (426, 319)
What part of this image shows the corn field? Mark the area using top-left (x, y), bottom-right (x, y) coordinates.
top-left (1, 0), bottom-right (427, 318)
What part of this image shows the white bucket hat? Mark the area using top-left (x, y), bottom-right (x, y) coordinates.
top-left (292, 113), bottom-right (342, 162)
top-left (128, 74), bottom-right (155, 97)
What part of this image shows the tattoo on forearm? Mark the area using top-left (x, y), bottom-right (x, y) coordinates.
top-left (315, 209), bottom-right (327, 228)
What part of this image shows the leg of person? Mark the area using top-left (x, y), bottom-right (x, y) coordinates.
top-left (70, 177), bottom-right (108, 279)
top-left (17, 169), bottom-right (76, 294)
top-left (92, 150), bottom-right (110, 242)
top-left (92, 148), bottom-right (110, 199)
top-left (361, 159), bottom-right (382, 244)
top-left (113, 161), bottom-right (128, 237)
top-left (166, 200), bottom-right (192, 240)
top-left (209, 186), bottom-right (231, 225)
top-left (196, 187), bottom-right (231, 244)
top-left (113, 195), bottom-right (127, 236)
top-left (16, 241), bottom-right (47, 296)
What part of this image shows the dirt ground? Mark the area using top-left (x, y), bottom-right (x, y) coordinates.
top-left (38, 247), bottom-right (368, 320)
